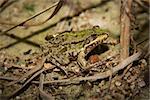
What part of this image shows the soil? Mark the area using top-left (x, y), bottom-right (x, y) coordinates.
top-left (0, 0), bottom-right (149, 100)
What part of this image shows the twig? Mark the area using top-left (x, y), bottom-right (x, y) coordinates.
top-left (0, 76), bottom-right (17, 81)
top-left (39, 73), bottom-right (54, 100)
top-left (108, 62), bottom-right (113, 91)
top-left (136, 38), bottom-right (149, 46)
top-left (39, 89), bottom-right (55, 100)
top-left (120, 0), bottom-right (133, 60)
top-left (3, 63), bottom-right (33, 70)
top-left (7, 57), bottom-right (46, 86)
top-left (0, 0), bottom-right (18, 13)
top-left (0, 64), bottom-right (55, 82)
top-left (5, 68), bottom-right (45, 99)
top-left (0, 0), bottom-right (9, 8)
top-left (33, 51), bottom-right (142, 85)
top-left (134, 0), bottom-right (149, 10)
top-left (5, 63), bottom-right (56, 99)
top-left (0, 0), bottom-right (63, 35)
top-left (120, 63), bottom-right (133, 79)
top-left (23, 0), bottom-right (64, 27)
top-left (39, 73), bottom-right (44, 91)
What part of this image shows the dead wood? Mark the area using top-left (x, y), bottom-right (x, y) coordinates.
top-left (120, 0), bottom-right (133, 60)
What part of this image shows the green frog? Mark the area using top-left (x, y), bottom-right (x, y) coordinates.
top-left (42, 26), bottom-right (111, 69)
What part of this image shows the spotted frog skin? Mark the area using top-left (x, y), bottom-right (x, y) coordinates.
top-left (42, 27), bottom-right (109, 69)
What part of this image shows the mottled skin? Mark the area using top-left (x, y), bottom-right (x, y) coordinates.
top-left (42, 27), bottom-right (109, 68)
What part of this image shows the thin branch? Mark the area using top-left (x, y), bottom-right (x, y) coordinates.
top-left (5, 63), bottom-right (56, 99)
top-left (6, 68), bottom-right (45, 99)
top-left (33, 51), bottom-right (142, 85)
top-left (120, 0), bottom-right (133, 60)
top-left (0, 0), bottom-right (18, 13)
top-left (0, 51), bottom-right (143, 87)
top-left (39, 73), bottom-right (54, 100)
top-left (0, 0), bottom-right (63, 35)
top-left (6, 57), bottom-right (46, 86)
top-left (0, 0), bottom-right (9, 8)
top-left (39, 89), bottom-right (55, 100)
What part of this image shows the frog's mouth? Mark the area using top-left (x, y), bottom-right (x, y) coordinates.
top-left (85, 44), bottom-right (109, 61)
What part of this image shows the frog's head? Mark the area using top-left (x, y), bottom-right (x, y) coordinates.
top-left (84, 26), bottom-right (109, 56)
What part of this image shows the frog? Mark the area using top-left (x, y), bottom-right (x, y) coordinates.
top-left (42, 26), bottom-right (110, 69)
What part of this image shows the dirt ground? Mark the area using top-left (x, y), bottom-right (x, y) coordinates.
top-left (0, 0), bottom-right (149, 100)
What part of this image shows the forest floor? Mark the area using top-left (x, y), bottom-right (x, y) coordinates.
top-left (0, 0), bottom-right (149, 100)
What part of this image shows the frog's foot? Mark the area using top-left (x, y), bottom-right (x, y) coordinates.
top-left (78, 33), bottom-right (109, 69)
top-left (68, 51), bottom-right (78, 61)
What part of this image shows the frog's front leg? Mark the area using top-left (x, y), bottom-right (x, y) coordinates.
top-left (77, 34), bottom-right (108, 69)
top-left (77, 48), bottom-right (87, 69)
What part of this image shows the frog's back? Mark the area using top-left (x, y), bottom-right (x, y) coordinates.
top-left (50, 28), bottom-right (108, 44)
